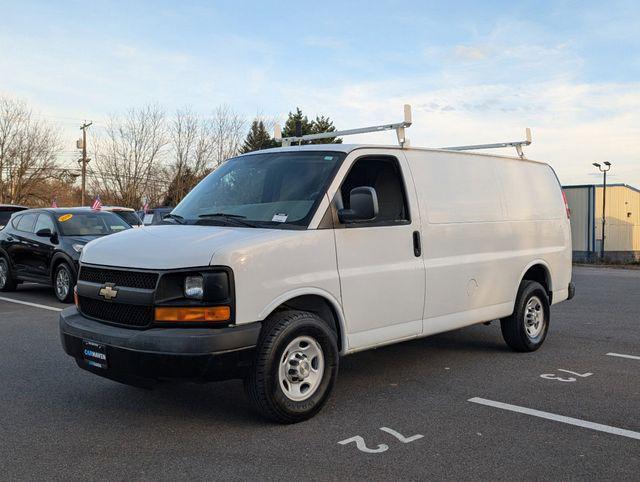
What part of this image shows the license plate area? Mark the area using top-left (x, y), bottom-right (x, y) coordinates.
top-left (82, 340), bottom-right (108, 369)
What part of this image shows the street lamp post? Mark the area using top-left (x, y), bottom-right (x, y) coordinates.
top-left (592, 161), bottom-right (612, 260)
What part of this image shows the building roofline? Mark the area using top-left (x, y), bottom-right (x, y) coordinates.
top-left (562, 183), bottom-right (640, 193)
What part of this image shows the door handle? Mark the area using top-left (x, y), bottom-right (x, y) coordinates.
top-left (412, 231), bottom-right (422, 257)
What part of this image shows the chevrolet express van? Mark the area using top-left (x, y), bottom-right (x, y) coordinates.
top-left (60, 143), bottom-right (574, 423)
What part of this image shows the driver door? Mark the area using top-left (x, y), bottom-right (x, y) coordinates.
top-left (332, 154), bottom-right (425, 350)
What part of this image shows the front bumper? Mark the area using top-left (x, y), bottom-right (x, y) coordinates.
top-left (60, 307), bottom-right (261, 387)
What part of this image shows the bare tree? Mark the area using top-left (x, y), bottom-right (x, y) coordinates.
top-left (165, 108), bottom-right (218, 204)
top-left (211, 105), bottom-right (245, 167)
top-left (90, 104), bottom-right (168, 207)
top-left (0, 97), bottom-right (61, 204)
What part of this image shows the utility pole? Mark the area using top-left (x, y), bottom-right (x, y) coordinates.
top-left (592, 161), bottom-right (612, 261)
top-left (79, 122), bottom-right (92, 206)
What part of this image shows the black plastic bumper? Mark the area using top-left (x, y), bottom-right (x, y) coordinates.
top-left (568, 282), bottom-right (576, 300)
top-left (60, 307), bottom-right (261, 387)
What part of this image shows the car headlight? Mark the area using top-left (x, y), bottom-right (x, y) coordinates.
top-left (184, 275), bottom-right (204, 299)
top-left (72, 243), bottom-right (84, 253)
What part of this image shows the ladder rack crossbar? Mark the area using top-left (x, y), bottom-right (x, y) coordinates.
top-left (441, 128), bottom-right (532, 158)
top-left (280, 121), bottom-right (410, 143)
top-left (276, 104), bottom-right (413, 147)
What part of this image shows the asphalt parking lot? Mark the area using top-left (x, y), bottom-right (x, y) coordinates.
top-left (1, 266), bottom-right (638, 480)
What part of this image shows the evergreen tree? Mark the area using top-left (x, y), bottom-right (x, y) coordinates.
top-left (282, 108), bottom-right (313, 143)
top-left (241, 119), bottom-right (277, 153)
top-left (310, 115), bottom-right (342, 144)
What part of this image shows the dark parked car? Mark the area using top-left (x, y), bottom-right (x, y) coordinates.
top-left (140, 206), bottom-right (174, 225)
top-left (100, 206), bottom-right (143, 227)
top-left (0, 208), bottom-right (131, 302)
top-left (0, 205), bottom-right (28, 229)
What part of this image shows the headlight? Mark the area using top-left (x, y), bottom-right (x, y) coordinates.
top-left (184, 275), bottom-right (204, 299)
top-left (72, 243), bottom-right (84, 253)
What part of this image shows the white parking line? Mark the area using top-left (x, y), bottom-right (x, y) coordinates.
top-left (0, 296), bottom-right (63, 312)
top-left (606, 352), bottom-right (640, 361)
top-left (468, 397), bottom-right (640, 441)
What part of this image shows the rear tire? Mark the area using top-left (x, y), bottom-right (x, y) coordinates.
top-left (245, 310), bottom-right (339, 424)
top-left (0, 256), bottom-right (17, 292)
top-left (53, 263), bottom-right (75, 303)
top-left (501, 280), bottom-right (550, 352)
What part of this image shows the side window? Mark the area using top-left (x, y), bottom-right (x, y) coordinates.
top-left (340, 156), bottom-right (409, 225)
top-left (34, 214), bottom-right (55, 233)
top-left (11, 214), bottom-right (23, 229)
top-left (16, 213), bottom-right (38, 233)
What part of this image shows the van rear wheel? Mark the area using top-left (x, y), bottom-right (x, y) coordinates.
top-left (501, 280), bottom-right (549, 352)
top-left (245, 310), bottom-right (339, 424)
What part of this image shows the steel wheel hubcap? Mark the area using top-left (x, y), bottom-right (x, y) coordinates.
top-left (56, 268), bottom-right (69, 299)
top-left (278, 336), bottom-right (325, 402)
top-left (524, 296), bottom-right (545, 338)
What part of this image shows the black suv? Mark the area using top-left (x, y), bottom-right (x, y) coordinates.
top-left (0, 208), bottom-right (131, 302)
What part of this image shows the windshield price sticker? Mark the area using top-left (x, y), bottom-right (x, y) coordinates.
top-left (58, 214), bottom-right (73, 222)
top-left (272, 213), bottom-right (288, 223)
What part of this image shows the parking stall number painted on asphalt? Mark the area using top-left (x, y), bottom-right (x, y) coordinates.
top-left (338, 427), bottom-right (424, 454)
top-left (540, 369), bottom-right (593, 383)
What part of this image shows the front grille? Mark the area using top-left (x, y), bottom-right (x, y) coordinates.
top-left (79, 267), bottom-right (158, 290)
top-left (79, 296), bottom-right (154, 328)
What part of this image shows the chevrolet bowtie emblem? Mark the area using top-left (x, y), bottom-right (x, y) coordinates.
top-left (99, 283), bottom-right (118, 300)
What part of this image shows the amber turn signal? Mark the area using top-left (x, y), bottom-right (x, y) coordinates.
top-left (154, 306), bottom-right (231, 323)
top-left (74, 286), bottom-right (79, 308)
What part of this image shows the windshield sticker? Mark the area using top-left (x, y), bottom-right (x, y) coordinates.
top-left (58, 214), bottom-right (73, 222)
top-left (272, 213), bottom-right (288, 223)
top-left (324, 156), bottom-right (334, 161)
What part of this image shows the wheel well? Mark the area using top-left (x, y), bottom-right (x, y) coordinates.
top-left (522, 264), bottom-right (552, 303)
top-left (50, 257), bottom-right (72, 282)
top-left (275, 295), bottom-right (343, 351)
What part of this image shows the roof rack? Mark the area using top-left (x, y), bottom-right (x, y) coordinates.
top-left (441, 128), bottom-right (532, 159)
top-left (275, 104), bottom-right (413, 148)
top-left (274, 105), bottom-right (532, 158)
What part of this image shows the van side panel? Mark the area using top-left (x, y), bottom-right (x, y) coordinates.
top-left (404, 150), bottom-right (571, 336)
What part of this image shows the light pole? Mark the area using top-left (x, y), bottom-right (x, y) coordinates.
top-left (592, 161), bottom-right (612, 260)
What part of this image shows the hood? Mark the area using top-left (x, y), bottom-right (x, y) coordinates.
top-left (81, 225), bottom-right (278, 270)
top-left (66, 235), bottom-right (102, 244)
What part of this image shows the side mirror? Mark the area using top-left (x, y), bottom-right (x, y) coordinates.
top-left (36, 228), bottom-right (53, 237)
top-left (338, 186), bottom-right (379, 223)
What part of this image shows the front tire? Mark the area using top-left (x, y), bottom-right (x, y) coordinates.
top-left (245, 310), bottom-right (339, 424)
top-left (0, 257), bottom-right (17, 292)
top-left (53, 263), bottom-right (75, 303)
top-left (501, 280), bottom-right (550, 352)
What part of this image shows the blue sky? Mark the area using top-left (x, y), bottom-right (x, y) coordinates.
top-left (1, 0), bottom-right (639, 185)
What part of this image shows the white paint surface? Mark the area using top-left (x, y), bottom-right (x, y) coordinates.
top-left (607, 352), bottom-right (640, 361)
top-left (469, 397), bottom-right (640, 441)
top-left (0, 296), bottom-right (62, 312)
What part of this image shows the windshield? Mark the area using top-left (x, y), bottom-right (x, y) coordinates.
top-left (113, 210), bottom-right (142, 226)
top-left (56, 212), bottom-right (131, 236)
top-left (172, 151), bottom-right (345, 228)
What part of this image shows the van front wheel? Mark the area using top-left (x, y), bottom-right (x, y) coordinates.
top-left (245, 310), bottom-right (339, 423)
top-left (501, 280), bottom-right (550, 352)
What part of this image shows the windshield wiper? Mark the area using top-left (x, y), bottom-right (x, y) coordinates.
top-left (163, 213), bottom-right (185, 224)
top-left (199, 212), bottom-right (247, 219)
top-left (197, 212), bottom-right (258, 228)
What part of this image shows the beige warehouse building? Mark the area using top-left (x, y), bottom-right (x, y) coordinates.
top-left (562, 184), bottom-right (640, 262)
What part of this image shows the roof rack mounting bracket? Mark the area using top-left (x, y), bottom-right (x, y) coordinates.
top-left (442, 128), bottom-right (532, 159)
top-left (274, 104), bottom-right (413, 148)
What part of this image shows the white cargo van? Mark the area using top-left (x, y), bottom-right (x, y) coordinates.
top-left (60, 112), bottom-right (574, 423)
